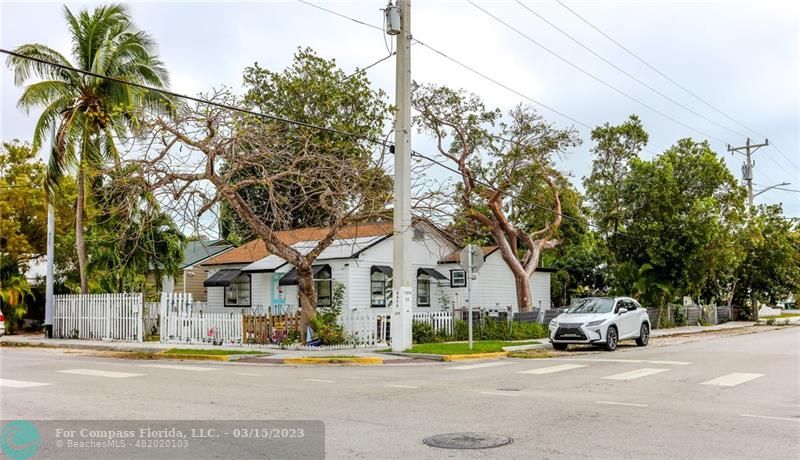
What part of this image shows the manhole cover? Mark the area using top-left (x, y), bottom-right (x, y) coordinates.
top-left (423, 432), bottom-right (513, 449)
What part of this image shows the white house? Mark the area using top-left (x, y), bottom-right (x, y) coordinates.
top-left (200, 221), bottom-right (553, 315)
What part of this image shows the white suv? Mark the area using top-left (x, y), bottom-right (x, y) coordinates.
top-left (549, 297), bottom-right (650, 351)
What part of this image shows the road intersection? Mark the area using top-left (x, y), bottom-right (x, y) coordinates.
top-left (2, 327), bottom-right (798, 458)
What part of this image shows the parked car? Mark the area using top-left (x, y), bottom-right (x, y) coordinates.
top-left (549, 297), bottom-right (650, 351)
top-left (0, 308), bottom-right (5, 336)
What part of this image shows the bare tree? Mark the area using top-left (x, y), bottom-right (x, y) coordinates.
top-left (126, 91), bottom-right (391, 338)
top-left (412, 82), bottom-right (580, 310)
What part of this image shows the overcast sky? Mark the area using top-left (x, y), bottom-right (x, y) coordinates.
top-left (2, 0), bottom-right (798, 220)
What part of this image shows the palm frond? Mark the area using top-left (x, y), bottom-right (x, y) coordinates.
top-left (6, 44), bottom-right (77, 85)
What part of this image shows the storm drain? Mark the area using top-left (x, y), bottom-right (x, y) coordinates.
top-left (423, 432), bottom-right (513, 449)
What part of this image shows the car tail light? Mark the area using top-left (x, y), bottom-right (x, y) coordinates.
top-left (0, 313), bottom-right (5, 322)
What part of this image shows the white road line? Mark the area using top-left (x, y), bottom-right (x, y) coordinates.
top-left (139, 364), bottom-right (217, 372)
top-left (518, 364), bottom-right (587, 375)
top-left (304, 378), bottom-right (334, 383)
top-left (741, 414), bottom-right (800, 423)
top-left (385, 384), bottom-right (420, 389)
top-left (542, 358), bottom-right (691, 365)
top-left (596, 401), bottom-right (648, 407)
top-left (0, 378), bottom-right (53, 388)
top-left (59, 369), bottom-right (143, 379)
top-left (479, 391), bottom-right (519, 397)
top-left (447, 361), bottom-right (513, 371)
top-left (604, 368), bottom-right (669, 381)
top-left (701, 373), bottom-right (764, 387)
top-left (236, 373), bottom-right (261, 377)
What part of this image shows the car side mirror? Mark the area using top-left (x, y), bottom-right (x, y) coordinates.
top-left (617, 308), bottom-right (628, 315)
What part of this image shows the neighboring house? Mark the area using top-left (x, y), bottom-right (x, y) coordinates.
top-left (199, 221), bottom-right (553, 315)
top-left (160, 239), bottom-right (233, 301)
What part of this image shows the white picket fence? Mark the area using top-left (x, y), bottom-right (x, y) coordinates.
top-left (340, 309), bottom-right (390, 347)
top-left (53, 293), bottom-right (143, 341)
top-left (159, 293), bottom-right (242, 345)
top-left (413, 311), bottom-right (454, 335)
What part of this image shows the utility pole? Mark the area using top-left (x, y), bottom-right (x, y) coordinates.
top-left (44, 127), bottom-right (56, 338)
top-left (727, 137), bottom-right (769, 211)
top-left (388, 0), bottom-right (413, 352)
top-left (727, 137), bottom-right (769, 322)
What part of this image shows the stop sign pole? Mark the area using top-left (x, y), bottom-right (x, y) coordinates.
top-left (460, 245), bottom-right (483, 350)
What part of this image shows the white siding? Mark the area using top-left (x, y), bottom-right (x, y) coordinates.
top-left (437, 252), bottom-right (553, 313)
top-left (203, 264), bottom-right (247, 314)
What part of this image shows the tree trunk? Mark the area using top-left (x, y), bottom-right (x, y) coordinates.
top-left (514, 274), bottom-right (532, 311)
top-left (296, 264), bottom-right (318, 344)
top-left (75, 164), bottom-right (89, 294)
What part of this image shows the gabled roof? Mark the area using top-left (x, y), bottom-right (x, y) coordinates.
top-left (202, 222), bottom-right (394, 266)
top-left (439, 246), bottom-right (498, 264)
top-left (181, 240), bottom-right (232, 268)
top-left (242, 235), bottom-right (388, 272)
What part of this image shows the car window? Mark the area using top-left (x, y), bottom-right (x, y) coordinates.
top-left (625, 300), bottom-right (637, 310)
top-left (567, 298), bottom-right (614, 314)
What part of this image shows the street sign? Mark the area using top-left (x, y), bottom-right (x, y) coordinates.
top-left (459, 244), bottom-right (484, 273)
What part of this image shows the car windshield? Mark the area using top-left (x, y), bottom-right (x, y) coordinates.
top-left (566, 298), bottom-right (614, 314)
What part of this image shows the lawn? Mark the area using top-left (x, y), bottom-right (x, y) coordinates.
top-left (406, 340), bottom-right (538, 355)
top-left (162, 348), bottom-right (267, 356)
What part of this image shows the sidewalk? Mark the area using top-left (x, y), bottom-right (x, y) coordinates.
top-left (650, 321), bottom-right (756, 337)
top-left (0, 334), bottom-right (407, 362)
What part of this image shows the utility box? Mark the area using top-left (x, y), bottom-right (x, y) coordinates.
top-left (385, 4), bottom-right (401, 35)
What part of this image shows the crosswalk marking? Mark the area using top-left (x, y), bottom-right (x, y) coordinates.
top-left (448, 361), bottom-right (513, 371)
top-left (304, 378), bottom-right (334, 383)
top-left (518, 364), bottom-right (587, 375)
top-left (741, 414), bottom-right (799, 423)
top-left (59, 369), bottom-right (143, 378)
top-left (385, 384), bottom-right (420, 389)
top-left (701, 373), bottom-right (763, 387)
top-left (596, 401), bottom-right (648, 407)
top-left (0, 378), bottom-right (53, 388)
top-left (139, 364), bottom-right (217, 372)
top-left (542, 358), bottom-right (691, 366)
top-left (603, 368), bottom-right (669, 381)
top-left (479, 391), bottom-right (519, 397)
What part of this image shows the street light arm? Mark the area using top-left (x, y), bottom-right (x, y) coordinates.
top-left (753, 182), bottom-right (791, 198)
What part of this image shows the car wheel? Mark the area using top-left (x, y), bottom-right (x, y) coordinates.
top-left (604, 326), bottom-right (618, 351)
top-left (552, 343), bottom-right (568, 351)
top-left (636, 323), bottom-right (650, 347)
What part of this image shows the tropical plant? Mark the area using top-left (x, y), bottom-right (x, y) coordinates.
top-left (6, 4), bottom-right (172, 293)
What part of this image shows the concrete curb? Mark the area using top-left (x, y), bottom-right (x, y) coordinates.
top-left (157, 352), bottom-right (271, 362)
top-left (442, 352), bottom-right (508, 361)
top-left (379, 351), bottom-right (444, 361)
top-left (282, 357), bottom-right (384, 365)
top-left (502, 343), bottom-right (550, 352)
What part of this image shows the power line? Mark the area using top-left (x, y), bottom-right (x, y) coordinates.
top-left (467, 0), bottom-right (729, 145)
top-left (555, 0), bottom-right (800, 172)
top-left (4, 47), bottom-right (631, 239)
top-left (0, 48), bottom-right (393, 150)
top-left (515, 0), bottom-right (749, 139)
top-left (296, 0), bottom-right (591, 129)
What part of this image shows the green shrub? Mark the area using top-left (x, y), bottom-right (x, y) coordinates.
top-left (452, 318), bottom-right (548, 341)
top-left (412, 320), bottom-right (438, 344)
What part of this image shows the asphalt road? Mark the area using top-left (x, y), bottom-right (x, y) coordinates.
top-left (1, 327), bottom-right (798, 459)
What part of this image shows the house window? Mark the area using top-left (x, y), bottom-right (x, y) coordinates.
top-left (417, 276), bottom-right (431, 307)
top-left (371, 271), bottom-right (389, 307)
top-left (450, 270), bottom-right (467, 288)
top-left (315, 266), bottom-right (332, 307)
top-left (224, 273), bottom-right (251, 307)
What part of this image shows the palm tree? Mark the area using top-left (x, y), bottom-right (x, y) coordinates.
top-left (6, 4), bottom-right (171, 293)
